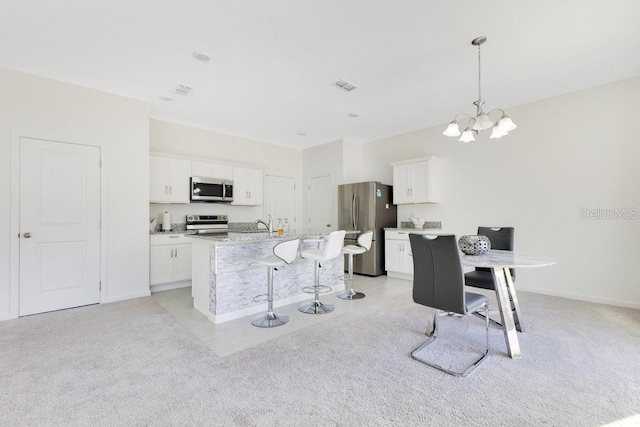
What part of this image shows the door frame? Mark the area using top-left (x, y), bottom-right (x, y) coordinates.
top-left (264, 174), bottom-right (297, 228)
top-left (9, 130), bottom-right (107, 319)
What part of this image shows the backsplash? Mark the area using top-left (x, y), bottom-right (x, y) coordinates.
top-left (399, 221), bottom-right (442, 229)
top-left (149, 203), bottom-right (264, 225)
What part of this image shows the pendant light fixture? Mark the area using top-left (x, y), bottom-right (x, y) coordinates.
top-left (443, 36), bottom-right (517, 142)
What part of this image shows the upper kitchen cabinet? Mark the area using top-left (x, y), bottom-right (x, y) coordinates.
top-left (232, 166), bottom-right (263, 206)
top-left (191, 161), bottom-right (233, 180)
top-left (391, 156), bottom-right (441, 204)
top-left (150, 156), bottom-right (191, 203)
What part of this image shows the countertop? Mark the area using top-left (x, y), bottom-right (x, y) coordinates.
top-left (191, 229), bottom-right (358, 245)
top-left (384, 227), bottom-right (445, 232)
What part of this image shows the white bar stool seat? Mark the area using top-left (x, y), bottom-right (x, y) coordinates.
top-left (339, 230), bottom-right (373, 300)
top-left (250, 238), bottom-right (300, 328)
top-left (299, 230), bottom-right (346, 314)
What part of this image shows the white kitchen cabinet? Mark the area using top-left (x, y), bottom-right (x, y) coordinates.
top-left (191, 161), bottom-right (233, 180)
top-left (391, 156), bottom-right (440, 204)
top-left (232, 166), bottom-right (264, 206)
top-left (149, 234), bottom-right (193, 288)
top-left (150, 156), bottom-right (192, 203)
top-left (385, 231), bottom-right (414, 279)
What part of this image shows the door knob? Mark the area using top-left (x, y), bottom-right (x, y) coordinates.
top-left (23, 232), bottom-right (32, 238)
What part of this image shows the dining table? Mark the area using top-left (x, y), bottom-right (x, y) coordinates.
top-left (460, 250), bottom-right (556, 358)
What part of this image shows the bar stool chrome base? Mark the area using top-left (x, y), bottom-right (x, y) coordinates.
top-left (298, 300), bottom-right (335, 314)
top-left (251, 312), bottom-right (289, 328)
top-left (337, 289), bottom-right (365, 300)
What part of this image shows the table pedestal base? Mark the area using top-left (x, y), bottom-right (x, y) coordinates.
top-left (492, 267), bottom-right (521, 358)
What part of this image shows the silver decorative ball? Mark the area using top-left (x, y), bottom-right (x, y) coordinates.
top-left (458, 235), bottom-right (491, 255)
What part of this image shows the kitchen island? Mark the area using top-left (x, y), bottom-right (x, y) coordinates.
top-left (191, 231), bottom-right (346, 323)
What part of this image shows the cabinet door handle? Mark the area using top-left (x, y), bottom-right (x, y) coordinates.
top-left (165, 185), bottom-right (168, 194)
top-left (174, 248), bottom-right (178, 258)
top-left (170, 248), bottom-right (173, 258)
top-left (169, 185), bottom-right (172, 195)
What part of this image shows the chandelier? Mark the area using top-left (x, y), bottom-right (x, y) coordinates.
top-left (443, 36), bottom-right (517, 142)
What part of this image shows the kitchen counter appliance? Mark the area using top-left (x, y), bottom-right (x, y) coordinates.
top-left (186, 214), bottom-right (229, 235)
top-left (338, 182), bottom-right (397, 276)
top-left (191, 176), bottom-right (233, 203)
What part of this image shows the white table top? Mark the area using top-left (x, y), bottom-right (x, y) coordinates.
top-left (460, 249), bottom-right (556, 269)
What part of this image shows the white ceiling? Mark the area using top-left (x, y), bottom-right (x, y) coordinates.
top-left (1, 1), bottom-right (639, 149)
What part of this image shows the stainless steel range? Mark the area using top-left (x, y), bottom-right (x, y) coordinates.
top-left (186, 214), bottom-right (228, 235)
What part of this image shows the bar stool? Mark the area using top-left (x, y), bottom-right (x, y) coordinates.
top-left (250, 238), bottom-right (301, 328)
top-left (299, 230), bottom-right (346, 314)
top-left (338, 230), bottom-right (373, 300)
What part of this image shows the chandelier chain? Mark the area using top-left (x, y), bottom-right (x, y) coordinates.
top-left (477, 44), bottom-right (482, 104)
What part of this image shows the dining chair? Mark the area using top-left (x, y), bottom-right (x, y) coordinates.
top-left (409, 233), bottom-right (490, 377)
top-left (464, 227), bottom-right (524, 331)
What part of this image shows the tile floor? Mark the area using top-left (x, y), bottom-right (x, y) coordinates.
top-left (152, 274), bottom-right (412, 357)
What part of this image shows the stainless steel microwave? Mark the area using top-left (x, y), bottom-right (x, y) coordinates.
top-left (190, 177), bottom-right (233, 203)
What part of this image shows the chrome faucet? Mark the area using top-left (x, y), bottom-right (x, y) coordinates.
top-left (255, 214), bottom-right (273, 236)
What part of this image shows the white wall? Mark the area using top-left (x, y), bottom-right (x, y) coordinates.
top-left (342, 139), bottom-right (364, 184)
top-left (361, 75), bottom-right (640, 308)
top-left (149, 119), bottom-right (303, 227)
top-left (0, 67), bottom-right (150, 319)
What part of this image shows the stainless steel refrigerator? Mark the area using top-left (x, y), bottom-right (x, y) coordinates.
top-left (338, 182), bottom-right (397, 276)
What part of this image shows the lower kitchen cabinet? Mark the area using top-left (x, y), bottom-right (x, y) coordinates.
top-left (149, 234), bottom-right (193, 288)
top-left (385, 231), bottom-right (414, 280)
top-left (386, 229), bottom-right (449, 280)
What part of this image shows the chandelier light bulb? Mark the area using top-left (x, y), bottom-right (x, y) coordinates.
top-left (497, 115), bottom-right (517, 132)
top-left (490, 123), bottom-right (508, 139)
top-left (459, 128), bottom-right (476, 143)
top-left (443, 121), bottom-right (461, 137)
top-left (472, 113), bottom-right (494, 131)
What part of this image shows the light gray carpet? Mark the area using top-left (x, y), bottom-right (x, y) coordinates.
top-left (1, 290), bottom-right (639, 426)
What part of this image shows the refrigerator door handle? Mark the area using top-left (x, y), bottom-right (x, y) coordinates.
top-left (353, 193), bottom-right (359, 231)
top-left (352, 193), bottom-right (356, 230)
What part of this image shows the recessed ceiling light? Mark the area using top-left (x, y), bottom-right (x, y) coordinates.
top-left (298, 132), bottom-right (307, 136)
top-left (348, 113), bottom-right (360, 118)
top-left (193, 51), bottom-right (210, 62)
top-left (160, 96), bottom-right (174, 102)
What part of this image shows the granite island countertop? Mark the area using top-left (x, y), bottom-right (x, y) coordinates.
top-left (191, 229), bottom-right (358, 245)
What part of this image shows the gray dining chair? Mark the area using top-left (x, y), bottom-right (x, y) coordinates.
top-left (464, 227), bottom-right (523, 331)
top-left (409, 233), bottom-right (490, 377)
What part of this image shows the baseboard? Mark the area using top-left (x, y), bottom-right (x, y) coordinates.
top-left (387, 271), bottom-right (413, 281)
top-left (103, 290), bottom-right (151, 303)
top-left (517, 286), bottom-right (640, 310)
top-left (150, 281), bottom-right (191, 293)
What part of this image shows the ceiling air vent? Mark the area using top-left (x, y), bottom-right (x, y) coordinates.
top-left (335, 79), bottom-right (357, 92)
top-left (173, 84), bottom-right (193, 96)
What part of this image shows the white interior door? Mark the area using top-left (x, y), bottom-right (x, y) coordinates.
top-left (265, 175), bottom-right (296, 228)
top-left (19, 138), bottom-right (101, 316)
top-left (308, 175), bottom-right (333, 231)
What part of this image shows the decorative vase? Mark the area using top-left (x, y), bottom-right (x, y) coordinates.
top-left (458, 235), bottom-right (491, 255)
